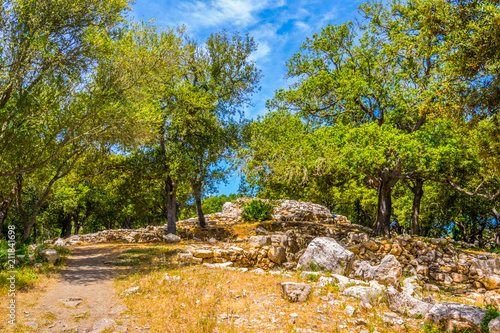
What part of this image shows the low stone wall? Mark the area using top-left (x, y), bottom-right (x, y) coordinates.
top-left (176, 223), bottom-right (500, 291)
top-left (53, 225), bottom-right (172, 244)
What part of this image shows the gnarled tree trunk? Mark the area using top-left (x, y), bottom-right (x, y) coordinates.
top-left (165, 176), bottom-right (177, 234)
top-left (371, 168), bottom-right (400, 238)
top-left (409, 178), bottom-right (424, 235)
top-left (193, 181), bottom-right (206, 228)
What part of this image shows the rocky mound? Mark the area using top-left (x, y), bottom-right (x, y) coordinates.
top-left (177, 198), bottom-right (349, 227)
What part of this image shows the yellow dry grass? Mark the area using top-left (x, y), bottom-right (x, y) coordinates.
top-left (113, 243), bottom-right (464, 333)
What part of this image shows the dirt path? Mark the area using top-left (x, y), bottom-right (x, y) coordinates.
top-left (28, 244), bottom-right (135, 332)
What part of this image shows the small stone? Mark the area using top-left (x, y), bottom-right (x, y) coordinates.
top-left (344, 305), bottom-right (356, 317)
top-left (25, 321), bottom-right (38, 329)
top-left (58, 297), bottom-right (84, 308)
top-left (121, 286), bottom-right (140, 296)
top-left (91, 318), bottom-right (116, 332)
top-left (163, 274), bottom-right (181, 282)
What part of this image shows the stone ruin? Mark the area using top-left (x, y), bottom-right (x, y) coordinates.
top-left (176, 198), bottom-right (346, 228)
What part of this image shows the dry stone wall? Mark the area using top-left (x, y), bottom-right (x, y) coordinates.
top-left (176, 223), bottom-right (500, 292)
top-left (50, 225), bottom-right (179, 245)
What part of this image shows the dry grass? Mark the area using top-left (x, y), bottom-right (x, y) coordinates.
top-left (231, 222), bottom-right (263, 238)
top-left (113, 243), bottom-right (464, 333)
top-left (0, 264), bottom-right (62, 332)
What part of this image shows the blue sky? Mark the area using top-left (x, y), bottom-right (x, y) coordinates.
top-left (130, 0), bottom-right (364, 195)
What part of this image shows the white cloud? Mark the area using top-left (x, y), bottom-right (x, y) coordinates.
top-left (294, 21), bottom-right (311, 32)
top-left (249, 42), bottom-right (271, 62)
top-left (177, 0), bottom-right (282, 29)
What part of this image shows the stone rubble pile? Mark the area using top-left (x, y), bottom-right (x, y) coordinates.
top-left (49, 226), bottom-right (180, 245)
top-left (177, 198), bottom-right (348, 228)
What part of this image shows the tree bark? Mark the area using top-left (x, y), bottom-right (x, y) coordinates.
top-left (193, 182), bottom-right (206, 228)
top-left (372, 169), bottom-right (399, 238)
top-left (165, 176), bottom-right (177, 234)
top-left (0, 183), bottom-right (17, 238)
top-left (124, 216), bottom-right (133, 229)
top-left (409, 179), bottom-right (424, 236)
top-left (61, 214), bottom-right (72, 238)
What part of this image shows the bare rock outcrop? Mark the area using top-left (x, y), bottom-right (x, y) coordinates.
top-left (425, 302), bottom-right (487, 331)
top-left (352, 254), bottom-right (402, 287)
top-left (297, 237), bottom-right (354, 275)
top-left (385, 286), bottom-right (433, 318)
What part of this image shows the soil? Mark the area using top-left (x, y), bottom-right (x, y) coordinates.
top-left (26, 244), bottom-right (137, 332)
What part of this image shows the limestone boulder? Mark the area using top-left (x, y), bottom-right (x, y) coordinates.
top-left (191, 249), bottom-right (214, 259)
top-left (297, 237), bottom-right (354, 275)
top-left (39, 248), bottom-right (60, 264)
top-left (386, 286), bottom-right (433, 318)
top-left (352, 254), bottom-right (402, 287)
top-left (268, 246), bottom-right (286, 264)
top-left (470, 258), bottom-right (500, 276)
top-left (163, 233), bottom-right (180, 243)
top-left (248, 236), bottom-right (272, 247)
top-left (489, 317), bottom-right (500, 333)
top-left (272, 200), bottom-right (334, 223)
top-left (425, 302), bottom-right (487, 331)
top-left (480, 275), bottom-right (500, 290)
top-left (280, 282), bottom-right (312, 302)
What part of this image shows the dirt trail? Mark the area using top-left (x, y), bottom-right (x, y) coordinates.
top-left (28, 244), bottom-right (135, 332)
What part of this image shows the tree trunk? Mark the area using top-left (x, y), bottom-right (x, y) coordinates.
top-left (61, 214), bottom-right (72, 238)
top-left (124, 216), bottom-right (133, 229)
top-left (165, 176), bottom-right (177, 234)
top-left (372, 172), bottom-right (399, 238)
top-left (410, 179), bottom-right (424, 236)
top-left (193, 182), bottom-right (206, 228)
top-left (0, 183), bottom-right (17, 238)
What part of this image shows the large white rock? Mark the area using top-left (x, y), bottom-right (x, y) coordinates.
top-left (297, 237), bottom-right (354, 275)
top-left (385, 286), bottom-right (433, 318)
top-left (163, 233), bottom-right (180, 243)
top-left (353, 254), bottom-right (402, 287)
top-left (425, 302), bottom-right (487, 331)
top-left (39, 248), bottom-right (60, 264)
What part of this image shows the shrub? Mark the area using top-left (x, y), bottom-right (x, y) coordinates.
top-left (241, 200), bottom-right (274, 222)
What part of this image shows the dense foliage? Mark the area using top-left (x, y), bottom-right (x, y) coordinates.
top-left (0, 0), bottom-right (498, 247)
